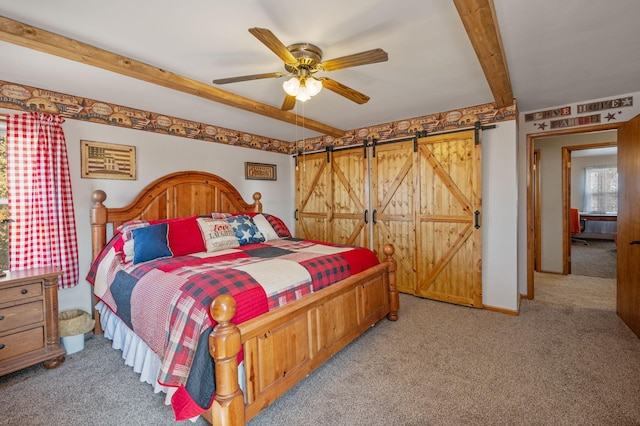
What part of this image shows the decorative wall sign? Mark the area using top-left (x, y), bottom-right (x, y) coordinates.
top-left (577, 96), bottom-right (633, 113)
top-left (550, 114), bottom-right (601, 129)
top-left (524, 106), bottom-right (571, 122)
top-left (245, 162), bottom-right (277, 181)
top-left (81, 140), bottom-right (136, 180)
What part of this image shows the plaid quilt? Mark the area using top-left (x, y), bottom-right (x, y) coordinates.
top-left (87, 235), bottom-right (379, 420)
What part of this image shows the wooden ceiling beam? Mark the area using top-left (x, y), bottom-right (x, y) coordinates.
top-left (453, 0), bottom-right (514, 108)
top-left (0, 16), bottom-right (345, 138)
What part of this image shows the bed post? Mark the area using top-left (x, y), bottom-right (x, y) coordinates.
top-left (90, 190), bottom-right (107, 335)
top-left (252, 192), bottom-right (262, 213)
top-left (383, 244), bottom-right (399, 321)
top-left (209, 295), bottom-right (245, 426)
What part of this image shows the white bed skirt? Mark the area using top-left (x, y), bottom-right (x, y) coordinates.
top-left (96, 301), bottom-right (175, 404)
top-left (96, 301), bottom-right (246, 414)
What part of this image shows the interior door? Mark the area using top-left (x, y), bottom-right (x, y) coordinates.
top-left (370, 140), bottom-right (417, 295)
top-left (329, 147), bottom-right (370, 247)
top-left (295, 152), bottom-right (330, 241)
top-left (415, 129), bottom-right (483, 307)
top-left (617, 114), bottom-right (640, 338)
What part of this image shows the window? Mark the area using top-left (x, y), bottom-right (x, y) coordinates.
top-left (583, 165), bottom-right (618, 214)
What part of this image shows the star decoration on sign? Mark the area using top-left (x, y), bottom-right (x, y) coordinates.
top-left (605, 112), bottom-right (617, 121)
top-left (536, 122), bottom-right (548, 130)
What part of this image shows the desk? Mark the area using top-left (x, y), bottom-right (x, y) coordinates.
top-left (579, 213), bottom-right (617, 239)
top-left (579, 213), bottom-right (617, 222)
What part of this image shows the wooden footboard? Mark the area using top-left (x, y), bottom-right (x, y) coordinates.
top-left (208, 245), bottom-right (398, 425)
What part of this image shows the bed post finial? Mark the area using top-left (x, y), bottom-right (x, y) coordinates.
top-left (91, 190), bottom-right (108, 335)
top-left (252, 192), bottom-right (262, 213)
top-left (210, 295), bottom-right (246, 426)
top-left (383, 244), bottom-right (399, 321)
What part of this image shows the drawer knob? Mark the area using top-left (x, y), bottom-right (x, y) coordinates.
top-left (0, 315), bottom-right (4, 321)
top-left (0, 343), bottom-right (4, 350)
top-left (21, 289), bottom-right (28, 295)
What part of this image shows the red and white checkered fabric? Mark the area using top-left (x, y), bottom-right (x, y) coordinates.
top-left (6, 112), bottom-right (79, 289)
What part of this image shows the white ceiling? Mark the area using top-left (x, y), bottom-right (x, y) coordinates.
top-left (1, 0), bottom-right (639, 142)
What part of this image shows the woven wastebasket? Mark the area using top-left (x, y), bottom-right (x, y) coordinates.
top-left (59, 309), bottom-right (95, 354)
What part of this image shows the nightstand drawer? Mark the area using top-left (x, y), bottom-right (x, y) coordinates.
top-left (0, 301), bottom-right (45, 333)
top-left (0, 282), bottom-right (43, 304)
top-left (0, 327), bottom-right (45, 361)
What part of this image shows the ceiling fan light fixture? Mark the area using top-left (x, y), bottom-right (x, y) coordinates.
top-left (282, 77), bottom-right (300, 96)
top-left (283, 76), bottom-right (322, 102)
top-left (306, 76), bottom-right (322, 96)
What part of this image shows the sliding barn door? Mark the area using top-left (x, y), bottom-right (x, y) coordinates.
top-left (617, 114), bottom-right (640, 338)
top-left (295, 152), bottom-right (330, 241)
top-left (415, 129), bottom-right (482, 307)
top-left (330, 148), bottom-right (370, 247)
top-left (370, 141), bottom-right (417, 295)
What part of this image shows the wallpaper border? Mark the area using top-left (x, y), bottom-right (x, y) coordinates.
top-left (0, 80), bottom-right (517, 155)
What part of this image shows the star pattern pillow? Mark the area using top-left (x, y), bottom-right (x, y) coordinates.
top-left (226, 214), bottom-right (265, 245)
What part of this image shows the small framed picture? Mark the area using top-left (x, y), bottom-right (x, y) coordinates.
top-left (81, 140), bottom-right (136, 180)
top-left (245, 162), bottom-right (277, 181)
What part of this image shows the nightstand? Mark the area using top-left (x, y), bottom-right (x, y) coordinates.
top-left (0, 267), bottom-right (66, 376)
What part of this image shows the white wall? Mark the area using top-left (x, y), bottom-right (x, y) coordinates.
top-left (1, 107), bottom-right (295, 315)
top-left (482, 120), bottom-right (519, 311)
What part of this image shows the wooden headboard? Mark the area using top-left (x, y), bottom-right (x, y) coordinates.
top-left (90, 171), bottom-right (262, 260)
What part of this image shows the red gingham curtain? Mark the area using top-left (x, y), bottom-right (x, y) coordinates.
top-left (6, 112), bottom-right (79, 289)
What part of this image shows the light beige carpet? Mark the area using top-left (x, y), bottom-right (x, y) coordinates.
top-left (534, 272), bottom-right (616, 310)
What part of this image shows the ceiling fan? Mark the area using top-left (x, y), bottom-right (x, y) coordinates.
top-left (212, 28), bottom-right (388, 111)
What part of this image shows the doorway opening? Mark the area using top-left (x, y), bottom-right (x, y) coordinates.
top-left (526, 123), bottom-right (620, 301)
top-left (564, 143), bottom-right (617, 278)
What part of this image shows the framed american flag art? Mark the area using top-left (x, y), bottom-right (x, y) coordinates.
top-left (81, 140), bottom-right (136, 180)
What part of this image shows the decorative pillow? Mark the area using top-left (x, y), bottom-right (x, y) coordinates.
top-left (251, 214), bottom-right (280, 241)
top-left (262, 213), bottom-right (292, 238)
top-left (239, 212), bottom-right (292, 238)
top-left (131, 223), bottom-right (173, 264)
top-left (118, 215), bottom-right (205, 262)
top-left (211, 212), bottom-right (234, 220)
top-left (119, 220), bottom-right (152, 263)
top-left (166, 216), bottom-right (206, 256)
top-left (197, 218), bottom-right (240, 252)
top-left (226, 214), bottom-right (265, 245)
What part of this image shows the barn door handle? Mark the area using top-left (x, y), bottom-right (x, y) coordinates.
top-left (294, 209), bottom-right (299, 221)
top-left (474, 210), bottom-right (481, 229)
top-left (630, 240), bottom-right (640, 245)
top-left (364, 209), bottom-right (369, 224)
top-left (372, 210), bottom-right (378, 225)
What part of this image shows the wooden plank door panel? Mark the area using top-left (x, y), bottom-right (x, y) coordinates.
top-left (371, 141), bottom-right (417, 295)
top-left (617, 114), bottom-right (640, 338)
top-left (330, 148), bottom-right (369, 247)
top-left (416, 130), bottom-right (482, 307)
top-left (295, 152), bottom-right (330, 241)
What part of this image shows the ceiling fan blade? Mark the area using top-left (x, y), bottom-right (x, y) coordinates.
top-left (281, 94), bottom-right (296, 111)
top-left (320, 48), bottom-right (388, 72)
top-left (248, 27), bottom-right (297, 64)
top-left (212, 72), bottom-right (284, 85)
top-left (321, 78), bottom-right (370, 104)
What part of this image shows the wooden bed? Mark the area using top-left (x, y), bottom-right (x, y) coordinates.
top-left (89, 170), bottom-right (398, 425)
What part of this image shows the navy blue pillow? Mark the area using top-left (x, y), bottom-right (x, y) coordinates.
top-left (131, 223), bottom-right (173, 264)
top-left (226, 214), bottom-right (265, 245)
